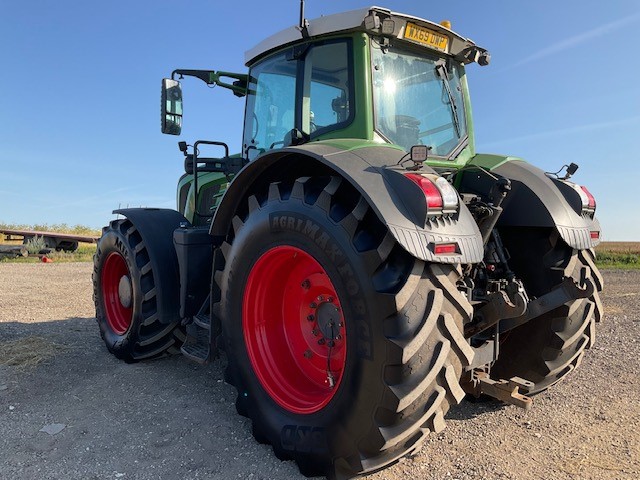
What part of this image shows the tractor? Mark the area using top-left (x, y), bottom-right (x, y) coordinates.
top-left (92, 5), bottom-right (603, 479)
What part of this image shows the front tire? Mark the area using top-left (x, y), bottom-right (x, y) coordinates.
top-left (215, 177), bottom-right (474, 478)
top-left (93, 219), bottom-right (184, 362)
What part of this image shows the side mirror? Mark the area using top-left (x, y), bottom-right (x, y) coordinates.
top-left (161, 78), bottom-right (183, 135)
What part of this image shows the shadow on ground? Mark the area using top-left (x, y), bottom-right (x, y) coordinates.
top-left (0, 317), bottom-right (519, 479)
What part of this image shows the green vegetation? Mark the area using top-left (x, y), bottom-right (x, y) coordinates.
top-left (24, 236), bottom-right (47, 254)
top-left (0, 244), bottom-right (96, 264)
top-left (595, 242), bottom-right (640, 269)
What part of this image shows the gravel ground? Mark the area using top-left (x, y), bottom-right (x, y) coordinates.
top-left (0, 262), bottom-right (638, 480)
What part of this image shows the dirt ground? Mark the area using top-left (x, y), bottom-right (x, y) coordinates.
top-left (0, 263), bottom-right (638, 480)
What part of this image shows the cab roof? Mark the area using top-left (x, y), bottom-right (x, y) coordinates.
top-left (245, 6), bottom-right (489, 66)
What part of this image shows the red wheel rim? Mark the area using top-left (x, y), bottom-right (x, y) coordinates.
top-left (101, 252), bottom-right (133, 335)
top-left (243, 245), bottom-right (347, 414)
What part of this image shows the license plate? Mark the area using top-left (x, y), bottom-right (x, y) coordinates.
top-left (403, 22), bottom-right (449, 53)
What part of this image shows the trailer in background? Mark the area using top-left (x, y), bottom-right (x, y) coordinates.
top-left (0, 228), bottom-right (99, 253)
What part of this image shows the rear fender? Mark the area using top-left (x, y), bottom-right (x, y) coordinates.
top-left (461, 157), bottom-right (599, 249)
top-left (113, 208), bottom-right (187, 324)
top-left (210, 143), bottom-right (484, 264)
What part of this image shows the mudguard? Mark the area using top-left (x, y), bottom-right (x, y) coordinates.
top-left (210, 142), bottom-right (484, 264)
top-left (113, 208), bottom-right (188, 324)
top-left (462, 157), bottom-right (599, 250)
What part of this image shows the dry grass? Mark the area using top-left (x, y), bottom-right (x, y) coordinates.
top-left (596, 241), bottom-right (640, 254)
top-left (0, 336), bottom-right (68, 369)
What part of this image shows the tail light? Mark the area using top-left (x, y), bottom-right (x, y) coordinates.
top-left (405, 173), bottom-right (459, 215)
top-left (580, 185), bottom-right (596, 210)
top-left (562, 180), bottom-right (596, 213)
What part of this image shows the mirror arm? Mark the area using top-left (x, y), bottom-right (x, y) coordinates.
top-left (171, 69), bottom-right (248, 97)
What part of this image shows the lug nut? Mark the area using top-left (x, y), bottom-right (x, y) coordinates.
top-left (327, 296), bottom-right (334, 303)
top-left (318, 338), bottom-right (326, 345)
top-left (312, 329), bottom-right (319, 336)
top-left (335, 334), bottom-right (342, 340)
top-left (301, 279), bottom-right (310, 289)
top-left (338, 322), bottom-right (343, 328)
top-left (317, 295), bottom-right (324, 302)
top-left (310, 302), bottom-right (317, 309)
top-left (307, 314), bottom-right (315, 322)
top-left (327, 340), bottom-right (335, 347)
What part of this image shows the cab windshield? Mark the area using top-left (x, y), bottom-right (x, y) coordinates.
top-left (372, 44), bottom-right (467, 156)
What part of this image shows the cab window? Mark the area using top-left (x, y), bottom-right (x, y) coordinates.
top-left (243, 39), bottom-right (353, 160)
top-left (243, 52), bottom-right (296, 160)
top-left (303, 41), bottom-right (352, 136)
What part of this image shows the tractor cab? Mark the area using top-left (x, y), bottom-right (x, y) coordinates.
top-left (240, 7), bottom-right (489, 163)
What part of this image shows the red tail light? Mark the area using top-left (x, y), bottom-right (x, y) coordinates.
top-left (405, 173), bottom-right (443, 209)
top-left (405, 173), bottom-right (459, 217)
top-left (580, 186), bottom-right (596, 209)
top-left (433, 243), bottom-right (459, 255)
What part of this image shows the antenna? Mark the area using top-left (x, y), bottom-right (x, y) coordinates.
top-left (298, 0), bottom-right (309, 38)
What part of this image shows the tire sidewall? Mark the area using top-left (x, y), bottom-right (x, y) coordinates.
top-left (94, 226), bottom-right (144, 357)
top-left (221, 196), bottom-right (393, 463)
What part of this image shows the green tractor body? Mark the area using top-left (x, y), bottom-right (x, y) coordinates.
top-left (93, 6), bottom-right (603, 479)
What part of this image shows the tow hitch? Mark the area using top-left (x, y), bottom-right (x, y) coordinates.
top-left (464, 371), bottom-right (534, 410)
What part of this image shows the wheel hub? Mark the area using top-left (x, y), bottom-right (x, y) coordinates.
top-left (118, 275), bottom-right (132, 309)
top-left (314, 300), bottom-right (342, 341)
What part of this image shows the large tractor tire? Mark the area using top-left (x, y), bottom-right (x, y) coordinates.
top-left (491, 228), bottom-right (604, 394)
top-left (93, 219), bottom-right (185, 362)
top-left (215, 177), bottom-right (475, 478)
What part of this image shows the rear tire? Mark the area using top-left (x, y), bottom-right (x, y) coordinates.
top-left (93, 219), bottom-right (185, 362)
top-left (215, 177), bottom-right (474, 478)
top-left (492, 228), bottom-right (603, 393)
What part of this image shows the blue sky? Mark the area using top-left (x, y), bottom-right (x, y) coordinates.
top-left (1, 0), bottom-right (638, 240)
